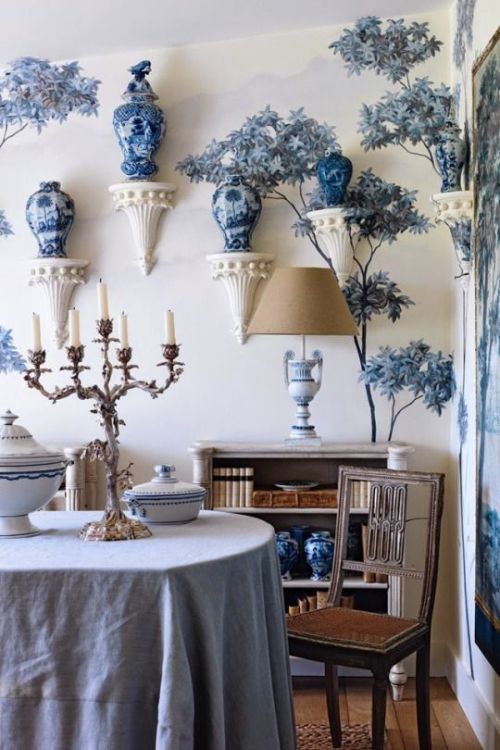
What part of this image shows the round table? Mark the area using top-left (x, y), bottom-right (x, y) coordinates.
top-left (0, 511), bottom-right (296, 750)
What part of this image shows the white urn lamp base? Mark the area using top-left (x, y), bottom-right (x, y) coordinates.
top-left (0, 514), bottom-right (41, 537)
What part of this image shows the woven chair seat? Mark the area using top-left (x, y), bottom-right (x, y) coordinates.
top-left (287, 606), bottom-right (426, 652)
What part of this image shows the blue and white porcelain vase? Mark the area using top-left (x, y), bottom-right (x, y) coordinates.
top-left (304, 531), bottom-right (335, 582)
top-left (211, 175), bottom-right (262, 251)
top-left (113, 60), bottom-right (166, 180)
top-left (435, 120), bottom-right (466, 192)
top-left (275, 531), bottom-right (299, 581)
top-left (26, 181), bottom-right (74, 258)
top-left (316, 150), bottom-right (353, 206)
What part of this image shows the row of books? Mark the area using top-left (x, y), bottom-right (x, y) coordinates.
top-left (212, 467), bottom-right (254, 507)
top-left (287, 591), bottom-right (355, 616)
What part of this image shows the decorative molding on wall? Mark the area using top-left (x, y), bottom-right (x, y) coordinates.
top-left (307, 207), bottom-right (353, 287)
top-left (206, 252), bottom-right (275, 344)
top-left (109, 182), bottom-right (176, 276)
top-left (431, 190), bottom-right (473, 285)
top-left (28, 258), bottom-right (89, 349)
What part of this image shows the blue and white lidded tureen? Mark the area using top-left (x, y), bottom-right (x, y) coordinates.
top-left (0, 410), bottom-right (67, 537)
top-left (123, 464), bottom-right (206, 524)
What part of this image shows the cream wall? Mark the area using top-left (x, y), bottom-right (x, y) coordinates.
top-left (0, 12), bottom-right (454, 654)
top-left (448, 3), bottom-right (500, 748)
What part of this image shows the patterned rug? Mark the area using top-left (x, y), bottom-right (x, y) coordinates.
top-left (297, 723), bottom-right (391, 749)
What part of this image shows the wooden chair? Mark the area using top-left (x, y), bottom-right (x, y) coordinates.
top-left (287, 465), bottom-right (444, 750)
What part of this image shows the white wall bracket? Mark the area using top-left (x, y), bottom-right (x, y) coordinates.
top-left (28, 258), bottom-right (89, 349)
top-left (207, 252), bottom-right (275, 344)
top-left (431, 190), bottom-right (473, 287)
top-left (307, 207), bottom-right (353, 287)
top-left (109, 182), bottom-right (176, 276)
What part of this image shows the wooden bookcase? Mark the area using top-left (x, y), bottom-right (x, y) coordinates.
top-left (190, 440), bottom-right (414, 698)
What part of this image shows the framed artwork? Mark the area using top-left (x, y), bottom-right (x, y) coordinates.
top-left (473, 25), bottom-right (500, 675)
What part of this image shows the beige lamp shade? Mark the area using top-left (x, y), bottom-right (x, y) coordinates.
top-left (247, 267), bottom-right (358, 336)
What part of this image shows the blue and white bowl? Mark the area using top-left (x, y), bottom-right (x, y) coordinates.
top-left (0, 410), bottom-right (67, 537)
top-left (123, 464), bottom-right (206, 524)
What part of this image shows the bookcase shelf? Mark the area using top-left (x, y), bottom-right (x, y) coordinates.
top-left (217, 506), bottom-right (369, 515)
top-left (190, 440), bottom-right (413, 695)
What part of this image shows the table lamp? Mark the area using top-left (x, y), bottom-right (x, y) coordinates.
top-left (247, 267), bottom-right (358, 445)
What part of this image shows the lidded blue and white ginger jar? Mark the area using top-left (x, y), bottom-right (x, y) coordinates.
top-left (113, 60), bottom-right (166, 180)
top-left (211, 175), bottom-right (262, 251)
top-left (275, 531), bottom-right (299, 581)
top-left (304, 530), bottom-right (335, 582)
top-left (26, 181), bottom-right (74, 258)
top-left (435, 119), bottom-right (466, 192)
top-left (316, 150), bottom-right (353, 206)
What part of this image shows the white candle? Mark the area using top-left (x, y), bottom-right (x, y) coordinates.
top-left (97, 281), bottom-right (110, 320)
top-left (119, 313), bottom-right (129, 348)
top-left (32, 313), bottom-right (42, 352)
top-left (165, 310), bottom-right (176, 345)
top-left (69, 309), bottom-right (81, 348)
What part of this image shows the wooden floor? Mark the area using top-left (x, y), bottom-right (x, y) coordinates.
top-left (293, 677), bottom-right (481, 750)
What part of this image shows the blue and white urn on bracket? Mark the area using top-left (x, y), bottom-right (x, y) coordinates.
top-left (113, 60), bottom-right (166, 180)
top-left (211, 175), bottom-right (262, 251)
top-left (435, 119), bottom-right (466, 192)
top-left (275, 531), bottom-right (299, 581)
top-left (26, 182), bottom-right (74, 258)
top-left (316, 150), bottom-right (353, 207)
top-left (304, 531), bottom-right (335, 582)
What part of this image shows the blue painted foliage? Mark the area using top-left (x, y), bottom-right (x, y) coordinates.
top-left (0, 327), bottom-right (26, 374)
top-left (0, 57), bottom-right (100, 236)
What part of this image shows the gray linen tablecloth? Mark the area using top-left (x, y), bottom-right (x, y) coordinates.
top-left (0, 511), bottom-right (296, 750)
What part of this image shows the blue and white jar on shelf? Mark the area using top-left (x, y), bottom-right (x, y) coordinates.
top-left (435, 119), bottom-right (466, 192)
top-left (26, 182), bottom-right (74, 257)
top-left (211, 175), bottom-right (262, 251)
top-left (275, 531), bottom-right (299, 581)
top-left (316, 150), bottom-right (353, 206)
top-left (113, 60), bottom-right (166, 180)
top-left (304, 531), bottom-right (335, 582)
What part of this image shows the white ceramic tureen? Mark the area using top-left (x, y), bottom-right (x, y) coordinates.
top-left (0, 410), bottom-right (67, 537)
top-left (123, 464), bottom-right (206, 524)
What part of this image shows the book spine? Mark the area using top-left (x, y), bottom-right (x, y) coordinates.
top-left (231, 468), bottom-right (238, 508)
top-left (220, 467), bottom-right (229, 508)
top-left (245, 467), bottom-right (254, 507)
top-left (212, 467), bottom-right (221, 508)
top-left (238, 468), bottom-right (245, 508)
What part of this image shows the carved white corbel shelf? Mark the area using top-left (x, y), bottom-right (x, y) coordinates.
top-left (109, 181), bottom-right (176, 276)
top-left (431, 190), bottom-right (473, 286)
top-left (207, 252), bottom-right (275, 344)
top-left (28, 258), bottom-right (89, 349)
top-left (307, 207), bottom-right (353, 287)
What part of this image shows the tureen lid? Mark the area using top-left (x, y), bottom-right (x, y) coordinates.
top-left (123, 464), bottom-right (207, 500)
top-left (0, 410), bottom-right (65, 463)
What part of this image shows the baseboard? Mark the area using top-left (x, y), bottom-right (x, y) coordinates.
top-left (445, 645), bottom-right (500, 750)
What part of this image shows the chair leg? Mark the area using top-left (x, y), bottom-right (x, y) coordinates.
top-left (372, 673), bottom-right (388, 750)
top-left (416, 640), bottom-right (432, 750)
top-left (325, 663), bottom-right (342, 748)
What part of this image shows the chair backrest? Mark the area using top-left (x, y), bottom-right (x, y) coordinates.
top-left (327, 466), bottom-right (444, 625)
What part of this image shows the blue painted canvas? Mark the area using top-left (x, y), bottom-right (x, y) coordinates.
top-left (473, 27), bottom-right (500, 675)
